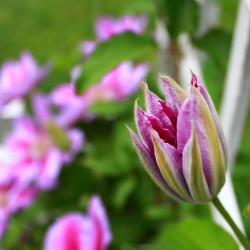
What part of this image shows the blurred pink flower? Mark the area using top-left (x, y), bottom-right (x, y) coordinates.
top-left (79, 15), bottom-right (148, 56)
top-left (33, 84), bottom-right (90, 128)
top-left (1, 116), bottom-right (84, 190)
top-left (44, 195), bottom-right (112, 250)
top-left (0, 178), bottom-right (37, 240)
top-left (79, 40), bottom-right (97, 57)
top-left (95, 15), bottom-right (148, 41)
top-left (84, 61), bottom-right (149, 103)
top-left (0, 51), bottom-right (48, 108)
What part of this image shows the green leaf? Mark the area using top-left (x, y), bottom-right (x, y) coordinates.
top-left (113, 177), bottom-right (136, 209)
top-left (151, 217), bottom-right (239, 250)
top-left (76, 32), bottom-right (156, 93)
top-left (89, 99), bottom-right (133, 116)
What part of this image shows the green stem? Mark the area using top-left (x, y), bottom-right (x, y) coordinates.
top-left (212, 197), bottom-right (250, 250)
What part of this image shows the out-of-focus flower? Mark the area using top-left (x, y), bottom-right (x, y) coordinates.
top-left (95, 15), bottom-right (148, 41)
top-left (79, 40), bottom-right (97, 57)
top-left (33, 84), bottom-right (90, 128)
top-left (0, 51), bottom-right (48, 109)
top-left (128, 73), bottom-right (227, 203)
top-left (0, 177), bottom-right (37, 240)
top-left (79, 15), bottom-right (148, 57)
top-left (44, 195), bottom-right (112, 250)
top-left (84, 61), bottom-right (149, 103)
top-left (1, 116), bottom-right (84, 190)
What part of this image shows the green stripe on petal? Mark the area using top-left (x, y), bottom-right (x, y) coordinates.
top-left (151, 130), bottom-right (193, 202)
top-left (183, 122), bottom-right (212, 203)
top-left (126, 125), bottom-right (186, 202)
top-left (191, 87), bottom-right (226, 196)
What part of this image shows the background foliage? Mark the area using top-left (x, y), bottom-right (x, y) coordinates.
top-left (0, 0), bottom-right (249, 249)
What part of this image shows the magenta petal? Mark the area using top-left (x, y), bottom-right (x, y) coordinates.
top-left (142, 82), bottom-right (176, 132)
top-left (150, 130), bottom-right (192, 201)
top-left (161, 76), bottom-right (187, 115)
top-left (135, 102), bottom-right (154, 152)
top-left (38, 149), bottom-right (62, 190)
top-left (135, 101), bottom-right (176, 150)
top-left (177, 87), bottom-right (225, 194)
top-left (127, 126), bottom-right (186, 201)
top-left (44, 213), bottom-right (87, 250)
top-left (87, 196), bottom-right (112, 249)
top-left (191, 72), bottom-right (227, 163)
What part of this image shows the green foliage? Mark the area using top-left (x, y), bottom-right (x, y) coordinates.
top-left (76, 32), bottom-right (156, 93)
top-left (144, 218), bottom-right (239, 250)
top-left (0, 0), bottom-right (249, 249)
top-left (162, 0), bottom-right (200, 40)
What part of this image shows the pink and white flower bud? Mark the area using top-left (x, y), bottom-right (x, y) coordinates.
top-left (128, 73), bottom-right (227, 203)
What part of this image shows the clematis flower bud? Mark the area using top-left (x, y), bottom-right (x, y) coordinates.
top-left (128, 73), bottom-right (227, 203)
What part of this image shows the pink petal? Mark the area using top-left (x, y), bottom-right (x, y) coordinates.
top-left (150, 130), bottom-right (192, 202)
top-left (161, 76), bottom-right (187, 115)
top-left (38, 149), bottom-right (63, 190)
top-left (177, 87), bottom-right (225, 194)
top-left (87, 196), bottom-right (112, 249)
top-left (33, 94), bottom-right (52, 124)
top-left (191, 72), bottom-right (227, 164)
top-left (127, 126), bottom-right (185, 201)
top-left (44, 213), bottom-right (87, 250)
top-left (142, 82), bottom-right (176, 132)
top-left (79, 40), bottom-right (97, 56)
top-left (135, 101), bottom-right (176, 151)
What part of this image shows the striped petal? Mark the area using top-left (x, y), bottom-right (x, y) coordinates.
top-left (135, 100), bottom-right (176, 150)
top-left (141, 81), bottom-right (176, 132)
top-left (150, 130), bottom-right (193, 202)
top-left (182, 122), bottom-right (212, 202)
top-left (161, 75), bottom-right (188, 115)
top-left (177, 86), bottom-right (226, 195)
top-left (191, 72), bottom-right (228, 166)
top-left (134, 100), bottom-right (154, 152)
top-left (127, 126), bottom-right (186, 201)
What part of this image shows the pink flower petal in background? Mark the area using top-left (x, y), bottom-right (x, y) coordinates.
top-left (33, 84), bottom-right (90, 128)
top-left (1, 116), bottom-right (84, 190)
top-left (0, 51), bottom-right (48, 109)
top-left (84, 61), bottom-right (149, 103)
top-left (79, 14), bottom-right (148, 58)
top-left (0, 179), bottom-right (38, 241)
top-left (44, 196), bottom-right (112, 250)
top-left (95, 15), bottom-right (148, 41)
top-left (79, 40), bottom-right (97, 57)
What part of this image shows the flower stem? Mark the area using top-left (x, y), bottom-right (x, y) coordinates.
top-left (212, 197), bottom-right (250, 250)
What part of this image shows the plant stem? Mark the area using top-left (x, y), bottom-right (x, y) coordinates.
top-left (212, 197), bottom-right (250, 250)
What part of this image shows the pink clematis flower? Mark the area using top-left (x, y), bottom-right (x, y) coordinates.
top-left (44, 195), bottom-right (112, 250)
top-left (0, 51), bottom-right (48, 109)
top-left (95, 15), bottom-right (148, 41)
top-left (0, 177), bottom-right (38, 240)
top-left (33, 83), bottom-right (90, 128)
top-left (2, 116), bottom-right (84, 190)
top-left (84, 61), bottom-right (149, 103)
top-left (128, 73), bottom-right (227, 203)
top-left (79, 15), bottom-right (148, 56)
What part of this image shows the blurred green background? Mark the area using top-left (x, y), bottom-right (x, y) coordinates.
top-left (0, 0), bottom-right (249, 249)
